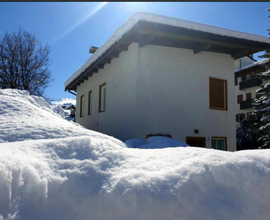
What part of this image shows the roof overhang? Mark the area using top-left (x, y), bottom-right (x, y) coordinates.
top-left (235, 59), bottom-right (270, 78)
top-left (65, 19), bottom-right (270, 91)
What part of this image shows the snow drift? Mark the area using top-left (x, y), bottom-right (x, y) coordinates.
top-left (0, 88), bottom-right (270, 220)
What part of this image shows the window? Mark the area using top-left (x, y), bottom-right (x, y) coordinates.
top-left (80, 95), bottom-right (85, 117)
top-left (186, 137), bottom-right (206, 148)
top-left (237, 77), bottom-right (242, 85)
top-left (209, 77), bottom-right (227, 110)
top-left (88, 90), bottom-right (92, 115)
top-left (246, 93), bottom-right (252, 100)
top-left (247, 112), bottom-right (257, 121)
top-left (237, 94), bottom-right (243, 104)
top-left (236, 113), bottom-right (245, 122)
top-left (99, 83), bottom-right (106, 112)
top-left (212, 137), bottom-right (227, 151)
top-left (246, 74), bottom-right (250, 80)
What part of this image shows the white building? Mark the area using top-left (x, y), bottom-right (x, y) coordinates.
top-left (235, 57), bottom-right (269, 124)
top-left (65, 12), bottom-right (270, 151)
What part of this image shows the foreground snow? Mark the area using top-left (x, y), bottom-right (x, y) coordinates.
top-left (1, 89), bottom-right (270, 220)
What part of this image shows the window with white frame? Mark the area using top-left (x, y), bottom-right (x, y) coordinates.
top-left (99, 83), bottom-right (106, 112)
top-left (212, 137), bottom-right (227, 151)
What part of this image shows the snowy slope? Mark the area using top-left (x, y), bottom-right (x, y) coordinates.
top-left (0, 89), bottom-right (122, 145)
top-left (1, 89), bottom-right (270, 220)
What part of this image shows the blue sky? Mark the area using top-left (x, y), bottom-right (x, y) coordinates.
top-left (0, 2), bottom-right (270, 100)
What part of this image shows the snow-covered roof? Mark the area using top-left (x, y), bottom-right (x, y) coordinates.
top-left (65, 12), bottom-right (270, 90)
top-left (235, 58), bottom-right (270, 73)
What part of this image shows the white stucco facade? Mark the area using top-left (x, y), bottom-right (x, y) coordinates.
top-left (234, 56), bottom-right (254, 69)
top-left (76, 42), bottom-right (236, 151)
top-left (76, 43), bottom-right (139, 141)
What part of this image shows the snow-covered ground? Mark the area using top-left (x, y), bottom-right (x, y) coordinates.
top-left (1, 88), bottom-right (270, 220)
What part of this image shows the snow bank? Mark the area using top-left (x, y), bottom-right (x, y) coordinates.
top-left (1, 89), bottom-right (270, 220)
top-left (0, 89), bottom-right (123, 145)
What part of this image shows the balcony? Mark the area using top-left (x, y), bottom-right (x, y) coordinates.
top-left (245, 119), bottom-right (260, 127)
top-left (239, 78), bottom-right (262, 90)
top-left (240, 99), bottom-right (253, 110)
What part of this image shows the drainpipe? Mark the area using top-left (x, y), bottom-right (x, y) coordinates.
top-left (68, 90), bottom-right (76, 96)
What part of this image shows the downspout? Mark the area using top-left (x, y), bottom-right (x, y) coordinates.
top-left (68, 90), bottom-right (77, 96)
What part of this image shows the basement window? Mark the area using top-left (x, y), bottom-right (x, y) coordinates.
top-left (212, 137), bottom-right (227, 151)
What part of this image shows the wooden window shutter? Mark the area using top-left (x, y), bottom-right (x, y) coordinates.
top-left (246, 93), bottom-right (252, 100)
top-left (80, 95), bottom-right (85, 117)
top-left (88, 90), bottom-right (92, 115)
top-left (209, 77), bottom-right (227, 110)
top-left (99, 83), bottom-right (106, 112)
top-left (237, 94), bottom-right (243, 104)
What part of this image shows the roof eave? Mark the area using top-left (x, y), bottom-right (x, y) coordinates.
top-left (65, 20), bottom-right (270, 91)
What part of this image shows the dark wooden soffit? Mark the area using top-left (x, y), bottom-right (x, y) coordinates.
top-left (235, 64), bottom-right (268, 78)
top-left (65, 20), bottom-right (270, 91)
top-left (134, 21), bottom-right (270, 59)
top-left (65, 31), bottom-right (135, 91)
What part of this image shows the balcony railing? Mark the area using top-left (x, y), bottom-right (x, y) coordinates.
top-left (239, 78), bottom-right (262, 90)
top-left (240, 99), bottom-right (253, 110)
top-left (245, 119), bottom-right (260, 127)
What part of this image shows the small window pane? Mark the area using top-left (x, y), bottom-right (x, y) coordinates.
top-left (212, 138), bottom-right (226, 151)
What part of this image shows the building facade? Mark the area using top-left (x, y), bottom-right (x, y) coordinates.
top-left (65, 12), bottom-right (270, 151)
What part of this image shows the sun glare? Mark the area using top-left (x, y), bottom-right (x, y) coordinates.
top-left (53, 2), bottom-right (108, 43)
top-left (119, 2), bottom-right (150, 12)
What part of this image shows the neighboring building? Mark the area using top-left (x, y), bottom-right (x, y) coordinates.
top-left (62, 104), bottom-right (76, 118)
top-left (64, 12), bottom-right (270, 151)
top-left (235, 57), bottom-right (269, 123)
top-left (235, 56), bottom-right (270, 150)
top-left (61, 104), bottom-right (76, 121)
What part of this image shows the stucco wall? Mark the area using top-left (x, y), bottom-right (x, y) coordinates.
top-left (76, 43), bottom-right (139, 141)
top-left (136, 44), bottom-right (236, 151)
top-left (234, 56), bottom-right (254, 69)
top-left (76, 42), bottom-right (236, 151)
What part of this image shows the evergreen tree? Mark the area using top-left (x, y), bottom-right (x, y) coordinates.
top-left (252, 8), bottom-right (270, 148)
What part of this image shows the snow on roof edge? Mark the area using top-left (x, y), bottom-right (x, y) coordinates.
top-left (65, 12), bottom-right (270, 88)
top-left (235, 58), bottom-right (270, 73)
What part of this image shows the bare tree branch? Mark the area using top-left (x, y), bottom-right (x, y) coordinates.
top-left (0, 27), bottom-right (53, 97)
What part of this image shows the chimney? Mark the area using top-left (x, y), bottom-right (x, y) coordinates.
top-left (89, 46), bottom-right (99, 54)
